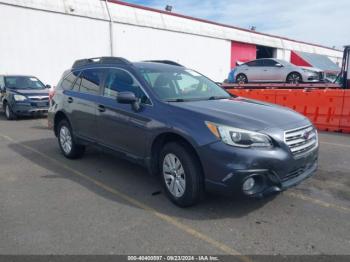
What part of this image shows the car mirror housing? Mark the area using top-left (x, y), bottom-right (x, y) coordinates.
top-left (46, 84), bottom-right (51, 89)
top-left (117, 91), bottom-right (138, 104)
top-left (275, 63), bottom-right (283, 67)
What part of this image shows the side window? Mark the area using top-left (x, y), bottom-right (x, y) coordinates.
top-left (246, 60), bottom-right (264, 67)
top-left (80, 69), bottom-right (104, 95)
top-left (0, 76), bottom-right (4, 90)
top-left (263, 59), bottom-right (278, 67)
top-left (61, 71), bottom-right (79, 90)
top-left (246, 60), bottom-right (256, 66)
top-left (72, 71), bottom-right (82, 92)
top-left (254, 60), bottom-right (265, 67)
top-left (104, 68), bottom-right (150, 104)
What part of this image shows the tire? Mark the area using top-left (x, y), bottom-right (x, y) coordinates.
top-left (236, 74), bottom-right (248, 84)
top-left (159, 142), bottom-right (203, 207)
top-left (57, 119), bottom-right (85, 159)
top-left (286, 72), bottom-right (302, 84)
top-left (4, 102), bottom-right (16, 120)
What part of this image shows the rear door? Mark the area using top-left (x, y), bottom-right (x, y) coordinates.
top-left (96, 67), bottom-right (152, 159)
top-left (261, 59), bottom-right (284, 82)
top-left (63, 68), bottom-right (105, 141)
top-left (244, 60), bottom-right (264, 82)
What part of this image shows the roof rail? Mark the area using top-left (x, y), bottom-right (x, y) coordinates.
top-left (143, 60), bottom-right (184, 67)
top-left (72, 57), bottom-right (131, 69)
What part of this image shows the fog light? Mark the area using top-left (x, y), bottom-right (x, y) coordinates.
top-left (243, 177), bottom-right (255, 191)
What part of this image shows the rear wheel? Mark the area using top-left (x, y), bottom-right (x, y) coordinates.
top-left (57, 119), bottom-right (85, 159)
top-left (286, 72), bottom-right (302, 84)
top-left (159, 142), bottom-right (203, 207)
top-left (4, 102), bottom-right (16, 120)
top-left (236, 74), bottom-right (248, 84)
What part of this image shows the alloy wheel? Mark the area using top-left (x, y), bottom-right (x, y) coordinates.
top-left (287, 73), bottom-right (301, 84)
top-left (59, 126), bottom-right (72, 154)
top-left (163, 153), bottom-right (186, 198)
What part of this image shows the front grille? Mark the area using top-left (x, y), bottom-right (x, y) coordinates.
top-left (284, 125), bottom-right (318, 157)
top-left (28, 96), bottom-right (49, 101)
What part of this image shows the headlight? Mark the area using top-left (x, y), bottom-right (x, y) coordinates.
top-left (205, 121), bottom-right (273, 148)
top-left (13, 94), bottom-right (27, 101)
top-left (302, 69), bottom-right (317, 74)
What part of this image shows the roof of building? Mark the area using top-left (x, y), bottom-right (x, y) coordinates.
top-left (294, 51), bottom-right (341, 72)
top-left (110, 0), bottom-right (342, 52)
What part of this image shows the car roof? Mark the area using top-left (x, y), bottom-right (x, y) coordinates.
top-left (70, 61), bottom-right (185, 71)
top-left (1, 75), bottom-right (36, 78)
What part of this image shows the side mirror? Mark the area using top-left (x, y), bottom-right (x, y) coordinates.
top-left (275, 63), bottom-right (283, 67)
top-left (117, 91), bottom-right (141, 111)
top-left (117, 91), bottom-right (137, 104)
top-left (46, 84), bottom-right (51, 89)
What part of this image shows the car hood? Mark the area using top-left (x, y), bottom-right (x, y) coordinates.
top-left (9, 88), bottom-right (49, 96)
top-left (171, 98), bottom-right (309, 132)
top-left (299, 66), bottom-right (323, 72)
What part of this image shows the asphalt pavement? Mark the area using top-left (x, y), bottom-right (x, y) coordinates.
top-left (0, 114), bottom-right (349, 257)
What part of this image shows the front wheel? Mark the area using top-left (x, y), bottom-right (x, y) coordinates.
top-left (159, 143), bottom-right (203, 207)
top-left (286, 72), bottom-right (302, 84)
top-left (4, 102), bottom-right (16, 120)
top-left (57, 119), bottom-right (85, 159)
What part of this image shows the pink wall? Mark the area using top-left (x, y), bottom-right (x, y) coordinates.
top-left (230, 41), bottom-right (256, 69)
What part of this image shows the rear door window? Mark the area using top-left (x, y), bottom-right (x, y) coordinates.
top-left (79, 69), bottom-right (105, 95)
top-left (246, 60), bottom-right (264, 67)
top-left (263, 59), bottom-right (278, 67)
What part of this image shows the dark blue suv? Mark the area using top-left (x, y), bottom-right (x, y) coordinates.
top-left (48, 57), bottom-right (318, 207)
top-left (0, 75), bottom-right (50, 120)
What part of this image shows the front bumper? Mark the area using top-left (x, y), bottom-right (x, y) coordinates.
top-left (198, 141), bottom-right (318, 197)
top-left (11, 101), bottom-right (49, 116)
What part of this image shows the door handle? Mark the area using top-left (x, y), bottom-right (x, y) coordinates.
top-left (67, 97), bottom-right (73, 103)
top-left (98, 105), bottom-right (106, 112)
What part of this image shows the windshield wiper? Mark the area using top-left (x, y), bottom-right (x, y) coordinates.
top-left (165, 98), bottom-right (186, 102)
top-left (208, 96), bottom-right (229, 100)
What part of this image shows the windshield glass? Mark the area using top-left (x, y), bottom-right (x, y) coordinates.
top-left (4, 76), bottom-right (45, 90)
top-left (137, 65), bottom-right (231, 101)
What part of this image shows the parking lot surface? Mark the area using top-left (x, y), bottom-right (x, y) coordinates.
top-left (0, 114), bottom-right (349, 256)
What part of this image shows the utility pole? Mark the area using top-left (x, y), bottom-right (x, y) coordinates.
top-left (105, 0), bottom-right (114, 56)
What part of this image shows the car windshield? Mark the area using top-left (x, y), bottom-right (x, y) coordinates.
top-left (4, 76), bottom-right (46, 90)
top-left (137, 65), bottom-right (231, 102)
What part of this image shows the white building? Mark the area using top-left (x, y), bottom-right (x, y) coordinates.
top-left (0, 0), bottom-right (343, 85)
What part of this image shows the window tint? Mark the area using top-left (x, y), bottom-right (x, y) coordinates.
top-left (138, 67), bottom-right (230, 101)
top-left (72, 71), bottom-right (82, 92)
top-left (263, 59), bottom-right (278, 66)
top-left (246, 60), bottom-right (263, 67)
top-left (0, 76), bottom-right (4, 89)
top-left (61, 72), bottom-right (79, 90)
top-left (80, 69), bottom-right (104, 95)
top-left (104, 68), bottom-right (150, 104)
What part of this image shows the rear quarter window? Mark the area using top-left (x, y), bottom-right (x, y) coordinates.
top-left (60, 71), bottom-right (80, 90)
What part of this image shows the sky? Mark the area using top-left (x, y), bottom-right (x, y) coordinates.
top-left (121, 0), bottom-right (350, 49)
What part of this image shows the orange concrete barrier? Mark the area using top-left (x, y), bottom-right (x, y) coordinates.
top-left (228, 89), bottom-right (276, 103)
top-left (227, 88), bottom-right (349, 133)
top-left (275, 89), bottom-right (345, 132)
top-left (340, 90), bottom-right (350, 133)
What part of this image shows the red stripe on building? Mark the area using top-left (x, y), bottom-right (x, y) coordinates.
top-left (290, 51), bottom-right (312, 67)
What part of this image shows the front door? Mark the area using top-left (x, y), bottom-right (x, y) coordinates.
top-left (96, 67), bottom-right (152, 159)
